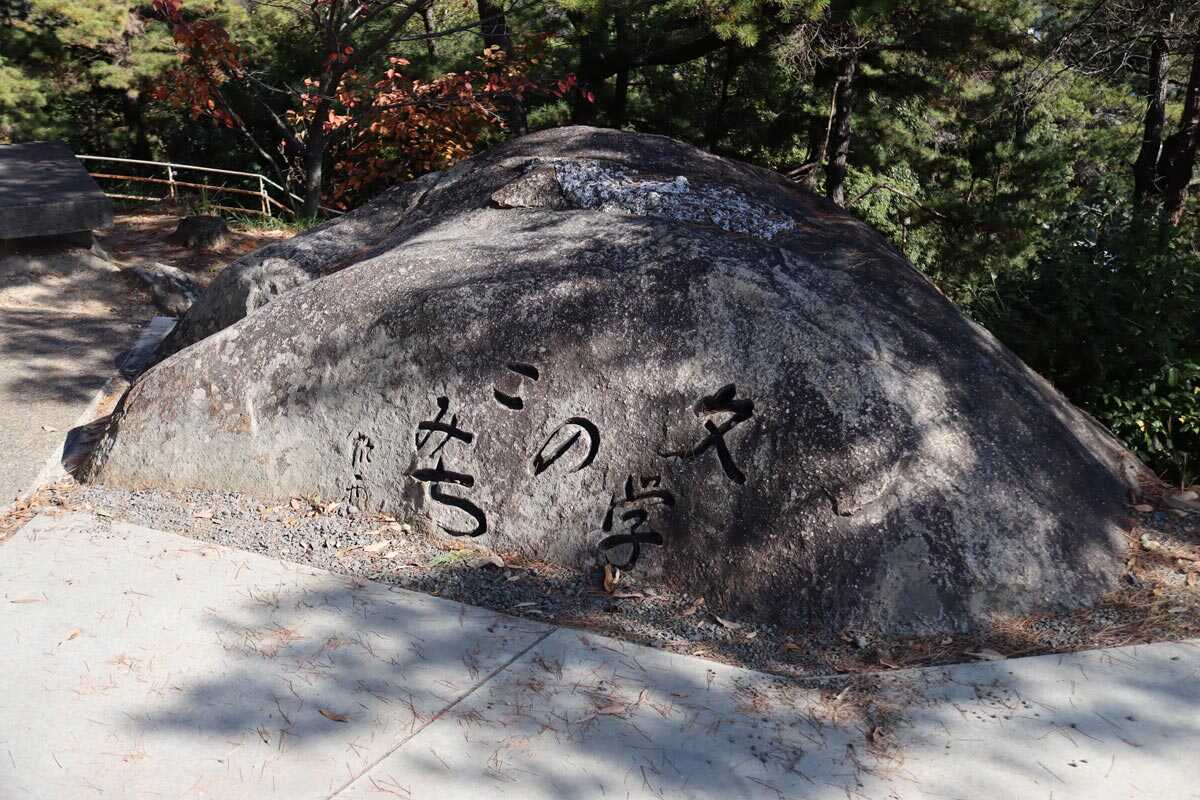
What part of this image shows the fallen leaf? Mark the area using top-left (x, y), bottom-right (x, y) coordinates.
top-left (1133, 504), bottom-right (1154, 513)
top-left (289, 498), bottom-right (304, 511)
top-left (362, 540), bottom-right (391, 554)
top-left (744, 630), bottom-right (758, 640)
top-left (1188, 572), bottom-right (1197, 588)
top-left (966, 649), bottom-right (1005, 661)
top-left (94, 509), bottom-right (112, 518)
top-left (783, 642), bottom-right (804, 653)
top-left (193, 509), bottom-right (214, 520)
top-left (467, 554), bottom-right (504, 569)
top-left (319, 708), bottom-right (350, 723)
top-left (596, 701), bottom-right (628, 716)
top-left (713, 614), bottom-right (742, 630)
top-left (428, 549), bottom-right (472, 568)
top-left (611, 591), bottom-right (644, 600)
top-left (603, 563), bottom-right (620, 594)
top-left (9, 597), bottom-right (43, 604)
top-left (505, 573), bottom-right (522, 582)
top-left (41, 425), bottom-right (57, 432)
top-left (681, 597), bottom-right (705, 616)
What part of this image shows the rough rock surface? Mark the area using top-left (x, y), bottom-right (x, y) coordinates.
top-left (88, 126), bottom-right (1141, 635)
top-left (157, 173), bottom-right (442, 356)
top-left (166, 215), bottom-right (230, 250)
top-left (129, 262), bottom-right (201, 316)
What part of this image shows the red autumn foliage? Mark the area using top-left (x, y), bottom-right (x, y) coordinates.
top-left (149, 0), bottom-right (546, 210)
top-left (313, 48), bottom-right (538, 205)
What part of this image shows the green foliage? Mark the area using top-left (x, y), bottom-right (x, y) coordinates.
top-left (1102, 362), bottom-right (1200, 486)
top-left (968, 204), bottom-right (1200, 482)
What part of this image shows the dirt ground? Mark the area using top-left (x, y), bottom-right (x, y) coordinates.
top-left (97, 211), bottom-right (291, 290)
top-left (0, 211), bottom-right (288, 322)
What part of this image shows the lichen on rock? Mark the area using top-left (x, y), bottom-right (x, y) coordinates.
top-left (547, 158), bottom-right (798, 241)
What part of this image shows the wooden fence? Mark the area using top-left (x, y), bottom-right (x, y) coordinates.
top-left (75, 155), bottom-right (341, 218)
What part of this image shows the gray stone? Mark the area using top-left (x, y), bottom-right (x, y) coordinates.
top-left (87, 126), bottom-right (1143, 635)
top-left (129, 262), bottom-right (201, 316)
top-left (0, 142), bottom-right (113, 240)
top-left (166, 214), bottom-right (230, 249)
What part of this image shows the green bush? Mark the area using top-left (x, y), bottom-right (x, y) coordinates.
top-left (966, 203), bottom-right (1200, 484)
top-left (1101, 362), bottom-right (1200, 487)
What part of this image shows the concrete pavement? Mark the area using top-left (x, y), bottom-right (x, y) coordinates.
top-left (0, 301), bottom-right (172, 510)
top-left (2, 511), bottom-right (1197, 799)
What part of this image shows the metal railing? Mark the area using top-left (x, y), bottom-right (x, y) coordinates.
top-left (75, 155), bottom-right (342, 218)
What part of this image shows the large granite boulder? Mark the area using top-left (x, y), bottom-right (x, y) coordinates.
top-left (88, 126), bottom-right (1142, 635)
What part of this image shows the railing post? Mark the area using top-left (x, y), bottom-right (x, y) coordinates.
top-left (167, 164), bottom-right (176, 201)
top-left (259, 175), bottom-right (270, 218)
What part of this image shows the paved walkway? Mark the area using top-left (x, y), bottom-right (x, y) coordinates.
top-left (2, 512), bottom-right (1197, 799)
top-left (0, 308), bottom-right (128, 507)
top-left (0, 237), bottom-right (172, 509)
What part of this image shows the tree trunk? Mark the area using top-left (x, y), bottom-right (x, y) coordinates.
top-left (301, 125), bottom-right (327, 218)
top-left (705, 45), bottom-right (737, 150)
top-left (476, 0), bottom-right (525, 134)
top-left (1133, 32), bottom-right (1170, 208)
top-left (800, 64), bottom-right (836, 191)
top-left (476, 0), bottom-right (511, 52)
top-left (1159, 41), bottom-right (1200, 230)
top-left (825, 51), bottom-right (857, 207)
top-left (612, 68), bottom-right (630, 128)
top-left (121, 88), bottom-right (152, 161)
top-left (572, 29), bottom-right (602, 125)
top-left (420, 3), bottom-right (436, 59)
top-left (610, 15), bottom-right (630, 128)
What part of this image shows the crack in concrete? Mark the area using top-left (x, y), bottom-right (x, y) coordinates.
top-left (325, 625), bottom-right (558, 798)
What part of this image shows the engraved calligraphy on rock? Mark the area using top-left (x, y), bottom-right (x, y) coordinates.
top-left (410, 396), bottom-right (486, 536)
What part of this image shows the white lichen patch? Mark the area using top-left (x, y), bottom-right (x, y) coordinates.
top-left (548, 159), bottom-right (797, 241)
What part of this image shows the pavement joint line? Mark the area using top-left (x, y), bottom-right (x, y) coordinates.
top-left (325, 625), bottom-right (560, 799)
top-left (0, 315), bottom-right (175, 517)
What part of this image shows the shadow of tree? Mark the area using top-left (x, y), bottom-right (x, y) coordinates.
top-left (121, 561), bottom-right (1200, 799)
